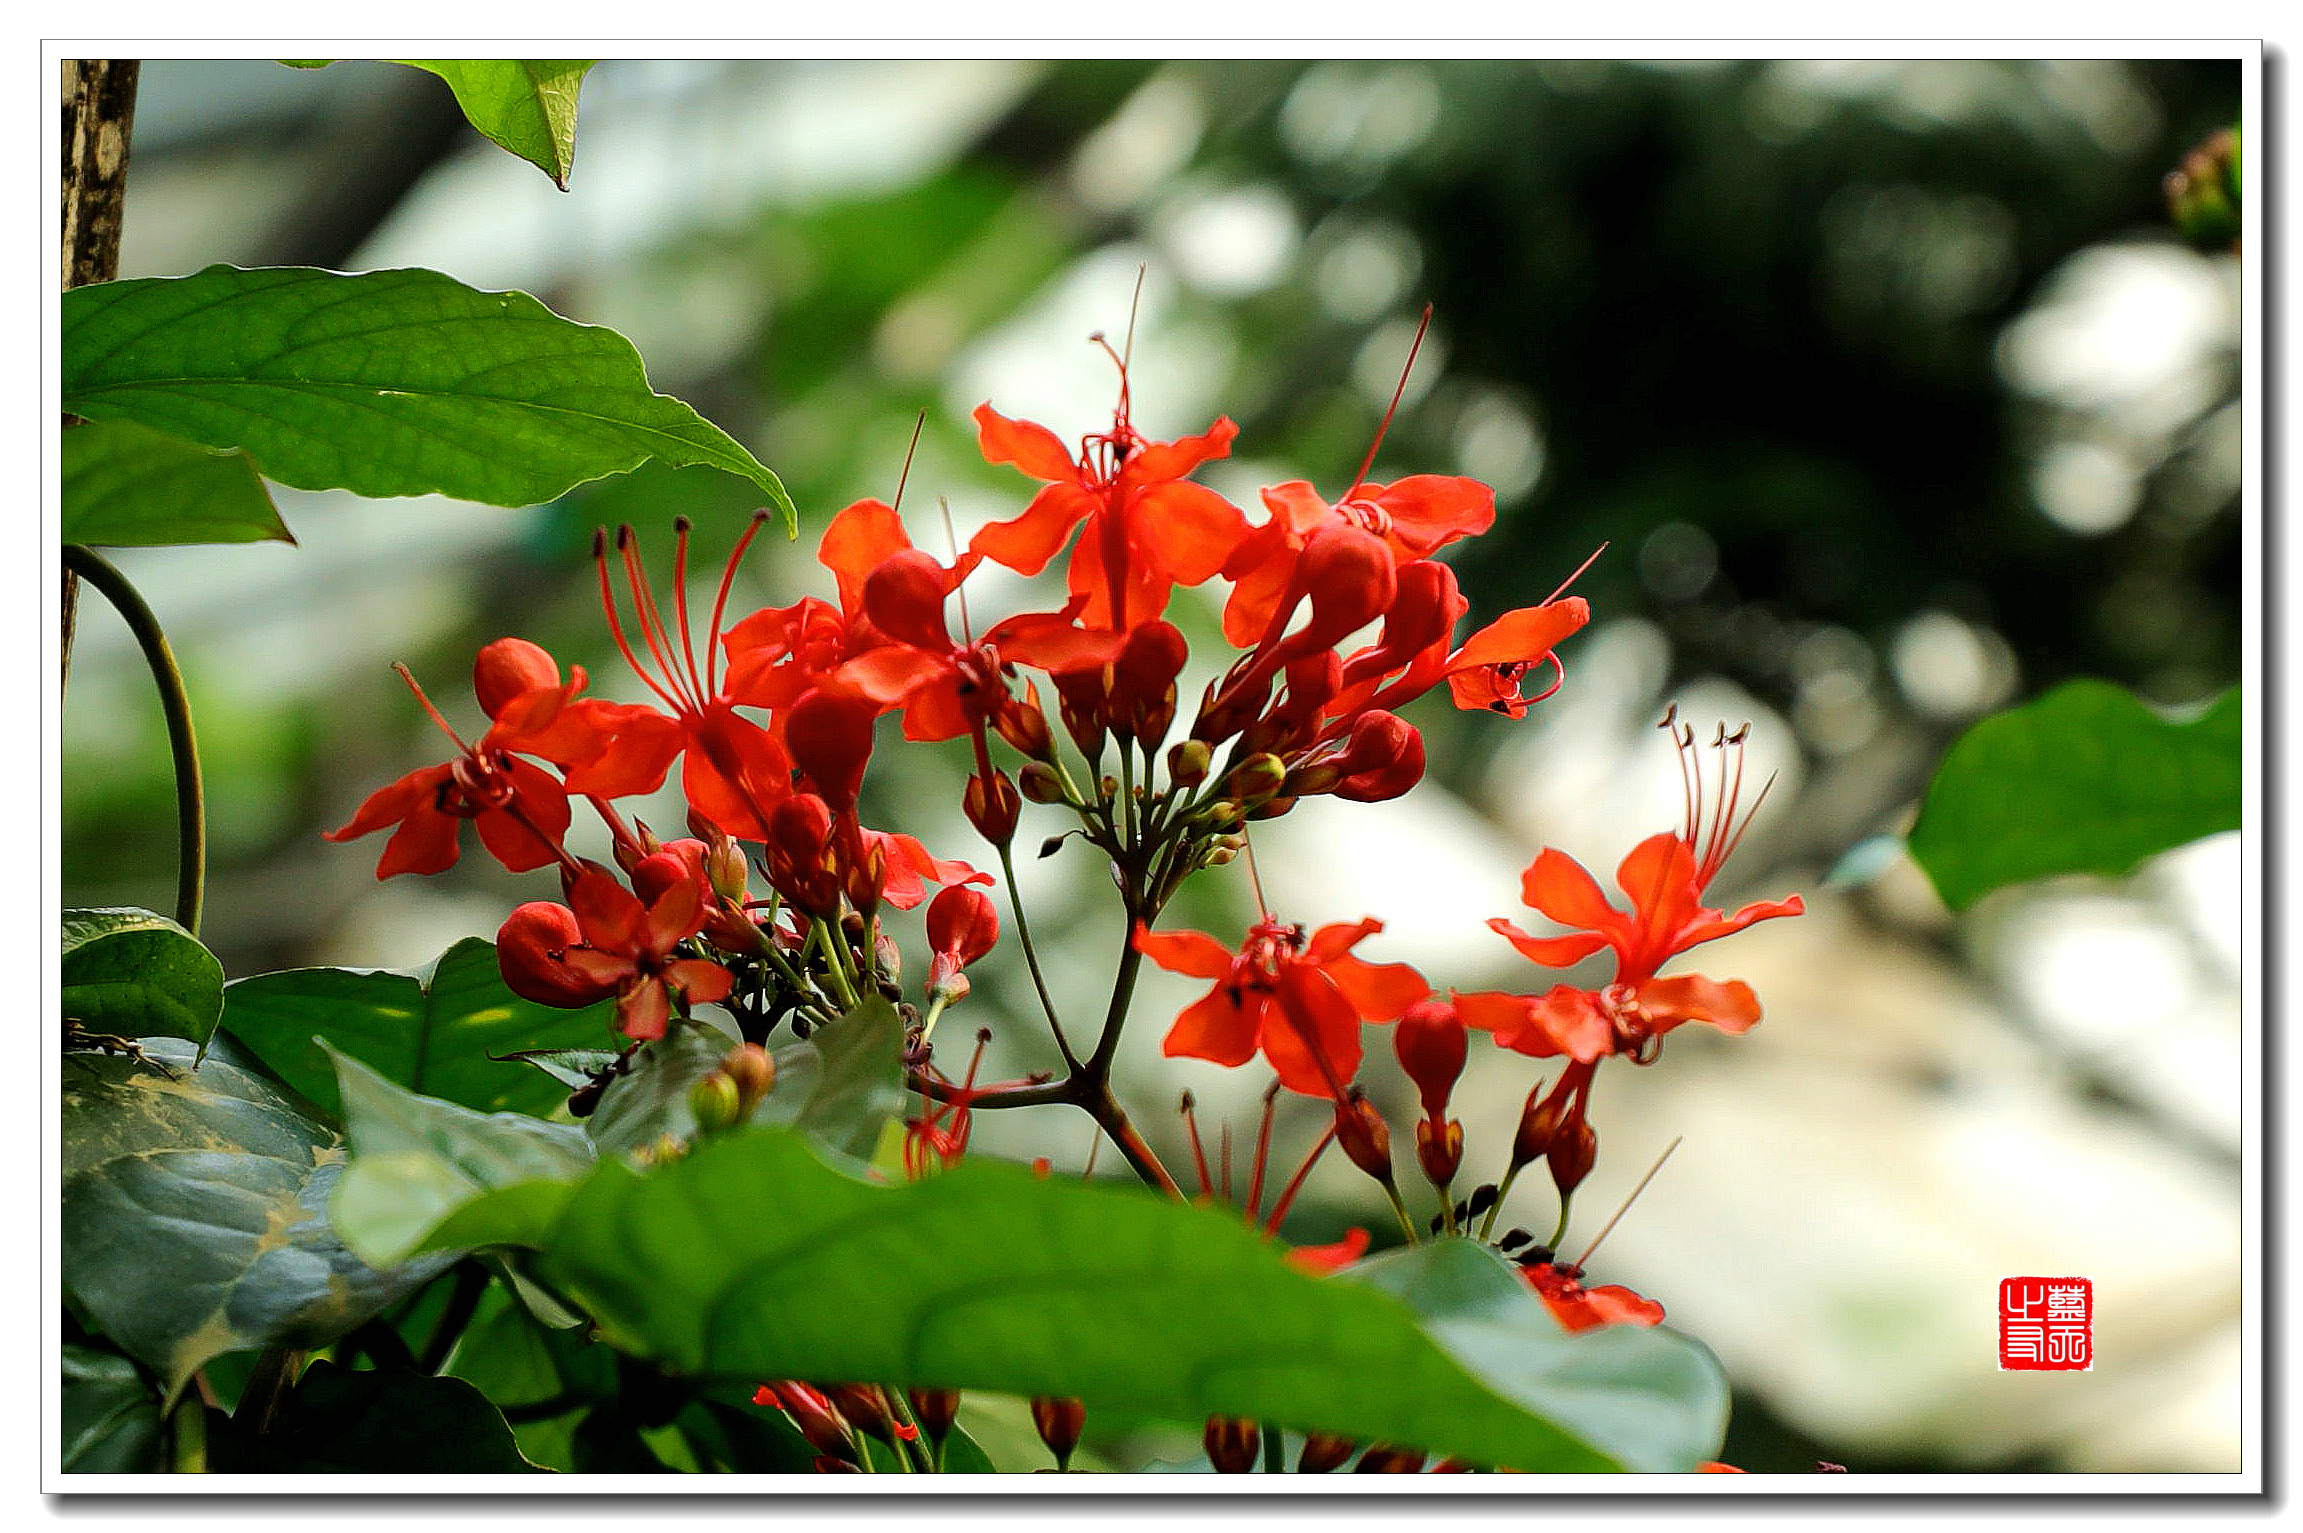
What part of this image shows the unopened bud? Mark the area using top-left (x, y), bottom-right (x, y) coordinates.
top-left (1334, 1092), bottom-right (1395, 1187)
top-left (821, 1383), bottom-right (898, 1443)
top-left (690, 1071), bottom-right (744, 1134)
top-left (1018, 761), bottom-right (1066, 804)
top-left (1355, 1444), bottom-right (1428, 1474)
top-left (1512, 1081), bottom-right (1566, 1171)
top-left (1549, 1118), bottom-right (1598, 1198)
top-left (1166, 738), bottom-right (1213, 787)
top-left (1415, 1117), bottom-right (1465, 1189)
top-left (1244, 794), bottom-right (1299, 821)
top-left (705, 837), bottom-right (749, 905)
top-left (965, 771), bottom-right (1022, 845)
top-left (1298, 1432), bottom-right (1358, 1473)
top-left (1030, 1396), bottom-right (1087, 1470)
top-left (908, 1387), bottom-right (961, 1444)
top-left (724, 1043), bottom-right (778, 1116)
top-left (1231, 752), bottom-right (1288, 801)
top-left (1284, 761), bottom-right (1344, 797)
top-left (762, 1382), bottom-right (852, 1461)
top-left (995, 687), bottom-right (1056, 761)
top-left (1203, 1415), bottom-right (1262, 1474)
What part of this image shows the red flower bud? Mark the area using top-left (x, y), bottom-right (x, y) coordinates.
top-left (763, 1381), bottom-right (853, 1460)
top-left (497, 902), bottom-right (616, 1008)
top-left (1279, 523), bottom-right (1397, 658)
top-left (994, 686), bottom-right (1055, 761)
top-left (1550, 1117), bottom-right (1598, 1198)
top-left (1204, 1415), bottom-right (1262, 1474)
top-left (1355, 1444), bottom-right (1427, 1474)
top-left (927, 884), bottom-right (1000, 995)
top-left (1511, 1079), bottom-right (1566, 1171)
top-left (1394, 999), bottom-right (1467, 1121)
top-left (1110, 620), bottom-right (1189, 743)
top-left (786, 691), bottom-right (879, 813)
top-left (1030, 1396), bottom-right (1087, 1469)
top-left (1334, 1092), bottom-right (1395, 1187)
top-left (473, 637), bottom-right (561, 719)
top-left (862, 548), bottom-right (956, 652)
top-left (1332, 711), bottom-right (1427, 802)
top-left (908, 1387), bottom-right (961, 1444)
top-left (964, 769), bottom-right (1023, 845)
top-left (821, 1382), bottom-right (898, 1443)
top-left (1298, 1433), bottom-right (1358, 1473)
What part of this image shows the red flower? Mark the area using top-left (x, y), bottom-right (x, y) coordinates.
top-left (497, 860), bottom-right (735, 1041)
top-left (1471, 719), bottom-right (1803, 1063)
top-left (1522, 1262), bottom-right (1666, 1333)
top-left (1284, 1227), bottom-right (1373, 1275)
top-left (1133, 916), bottom-right (1429, 1099)
top-left (1222, 475), bottom-right (1496, 647)
top-left (970, 396), bottom-right (1248, 631)
top-left (563, 518), bottom-right (794, 840)
top-left (327, 652), bottom-right (575, 879)
top-left (1443, 598), bottom-right (1594, 719)
top-left (926, 884), bottom-right (1001, 998)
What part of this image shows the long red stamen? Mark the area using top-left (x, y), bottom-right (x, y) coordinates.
top-left (706, 510), bottom-right (773, 696)
top-left (392, 663), bottom-right (474, 754)
top-left (595, 531), bottom-right (685, 713)
top-left (672, 517), bottom-right (704, 706)
top-left (1181, 1092), bottom-right (1215, 1199)
top-left (619, 527), bottom-right (700, 714)
top-left (1349, 302), bottom-right (1433, 496)
top-left (1247, 1081), bottom-right (1280, 1219)
top-left (1545, 542), bottom-right (1608, 604)
top-left (1264, 1121), bottom-right (1339, 1233)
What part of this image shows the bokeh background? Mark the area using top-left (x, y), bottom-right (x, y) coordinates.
top-left (61, 56), bottom-right (2245, 1473)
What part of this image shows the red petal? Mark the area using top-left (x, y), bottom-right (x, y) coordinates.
top-left (569, 867), bottom-right (648, 956)
top-left (560, 710), bottom-right (683, 799)
top-left (970, 482), bottom-right (1098, 577)
top-left (1262, 967), bottom-right (1364, 1097)
top-left (1639, 973), bottom-right (1763, 1035)
top-left (819, 498), bottom-right (915, 614)
top-left (1162, 987), bottom-right (1262, 1069)
top-left (1519, 849), bottom-right (1627, 942)
top-left (1133, 924), bottom-right (1238, 980)
top-left (974, 403), bottom-right (1083, 483)
top-left (327, 763), bottom-right (448, 843)
top-left (1368, 475), bottom-right (1497, 552)
top-left (664, 957), bottom-right (736, 1006)
top-left (1450, 597), bottom-right (1591, 672)
top-left (374, 800), bottom-right (464, 879)
top-left (1132, 481), bottom-right (1249, 585)
top-left (1123, 417), bottom-right (1237, 482)
top-left (1487, 916), bottom-right (1611, 970)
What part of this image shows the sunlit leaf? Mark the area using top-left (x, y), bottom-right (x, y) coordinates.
top-left (1908, 680), bottom-right (2241, 910)
top-left (62, 265), bottom-right (795, 527)
top-left (384, 1128), bottom-right (1726, 1470)
top-left (222, 937), bottom-right (616, 1120)
top-left (400, 61), bottom-right (595, 189)
top-left (61, 419), bottom-right (291, 548)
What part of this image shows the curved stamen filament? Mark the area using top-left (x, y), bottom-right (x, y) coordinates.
top-left (672, 517), bottom-right (703, 707)
top-left (393, 663), bottom-right (473, 754)
top-left (618, 527), bottom-right (701, 714)
top-left (1263, 1120), bottom-right (1339, 1234)
top-left (595, 533), bottom-right (686, 713)
top-left (705, 510), bottom-right (774, 696)
top-left (1349, 302), bottom-right (1433, 497)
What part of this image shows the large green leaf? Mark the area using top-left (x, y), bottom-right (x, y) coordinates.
top-left (61, 265), bottom-right (795, 527)
top-left (61, 419), bottom-right (292, 548)
top-left (1908, 680), bottom-right (2242, 910)
top-left (62, 907), bottom-right (226, 1048)
top-left (222, 937), bottom-right (616, 1120)
top-left (285, 61), bottom-right (595, 188)
top-left (61, 1036), bottom-right (450, 1394)
top-left (379, 1128), bottom-right (1726, 1471)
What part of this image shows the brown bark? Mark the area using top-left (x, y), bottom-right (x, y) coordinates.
top-left (60, 58), bottom-right (141, 697)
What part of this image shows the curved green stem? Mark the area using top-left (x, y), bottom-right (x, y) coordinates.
top-left (995, 840), bottom-right (1079, 1070)
top-left (63, 545), bottom-right (204, 936)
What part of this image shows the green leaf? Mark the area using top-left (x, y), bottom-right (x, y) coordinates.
top-left (206, 1361), bottom-right (545, 1473)
top-left (1908, 680), bottom-right (2242, 910)
top-left (398, 61), bottom-right (596, 189)
top-left (328, 1050), bottom-right (596, 1271)
top-left (61, 1345), bottom-right (165, 1473)
top-left (582, 1015), bottom-right (749, 1160)
top-left (62, 907), bottom-right (226, 1048)
top-left (761, 996), bottom-right (909, 1160)
top-left (61, 419), bottom-right (292, 548)
top-left (222, 937), bottom-right (617, 1120)
top-left (61, 1036), bottom-right (451, 1394)
top-left (62, 265), bottom-right (796, 527)
top-left (393, 1129), bottom-right (1726, 1471)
